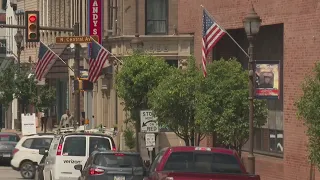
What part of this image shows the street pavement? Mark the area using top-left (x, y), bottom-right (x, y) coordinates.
top-left (0, 162), bottom-right (21, 180)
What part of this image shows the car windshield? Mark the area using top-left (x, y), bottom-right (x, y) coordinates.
top-left (93, 154), bottom-right (143, 168)
top-left (163, 152), bottom-right (242, 174)
top-left (0, 135), bottom-right (18, 142)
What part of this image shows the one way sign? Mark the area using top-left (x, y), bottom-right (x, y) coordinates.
top-left (140, 110), bottom-right (159, 133)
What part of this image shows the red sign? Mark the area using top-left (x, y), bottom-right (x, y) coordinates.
top-left (89, 0), bottom-right (103, 44)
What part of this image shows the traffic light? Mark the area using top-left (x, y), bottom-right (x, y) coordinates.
top-left (78, 79), bottom-right (93, 91)
top-left (25, 11), bottom-right (40, 42)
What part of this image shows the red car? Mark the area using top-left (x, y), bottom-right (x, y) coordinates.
top-left (143, 146), bottom-right (260, 180)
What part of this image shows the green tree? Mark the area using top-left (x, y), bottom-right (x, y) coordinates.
top-left (123, 127), bottom-right (136, 150)
top-left (31, 84), bottom-right (56, 110)
top-left (115, 53), bottom-right (172, 150)
top-left (295, 62), bottom-right (320, 169)
top-left (148, 56), bottom-right (204, 146)
top-left (0, 63), bottom-right (17, 108)
top-left (14, 68), bottom-right (38, 111)
top-left (196, 58), bottom-right (267, 156)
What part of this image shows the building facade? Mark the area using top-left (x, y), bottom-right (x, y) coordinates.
top-left (178, 0), bottom-right (320, 179)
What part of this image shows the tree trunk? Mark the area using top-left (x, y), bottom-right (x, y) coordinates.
top-left (190, 129), bottom-right (195, 146)
top-left (212, 132), bottom-right (217, 147)
top-left (184, 137), bottom-right (190, 146)
top-left (196, 133), bottom-right (201, 146)
top-left (236, 145), bottom-right (242, 158)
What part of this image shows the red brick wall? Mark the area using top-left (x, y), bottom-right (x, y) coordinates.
top-left (178, 0), bottom-right (320, 179)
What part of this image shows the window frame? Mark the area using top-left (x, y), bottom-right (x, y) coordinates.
top-left (30, 138), bottom-right (53, 150)
top-left (145, 0), bottom-right (169, 35)
top-left (62, 136), bottom-right (86, 157)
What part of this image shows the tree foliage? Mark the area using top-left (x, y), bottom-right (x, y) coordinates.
top-left (148, 56), bottom-right (203, 146)
top-left (115, 53), bottom-right (172, 125)
top-left (0, 63), bottom-right (17, 108)
top-left (196, 58), bottom-right (267, 155)
top-left (0, 63), bottom-right (56, 111)
top-left (295, 62), bottom-right (320, 169)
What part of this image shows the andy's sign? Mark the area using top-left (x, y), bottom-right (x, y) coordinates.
top-left (88, 0), bottom-right (103, 56)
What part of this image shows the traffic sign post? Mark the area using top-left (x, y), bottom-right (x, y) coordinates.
top-left (145, 133), bottom-right (155, 163)
top-left (140, 110), bottom-right (159, 133)
top-left (55, 35), bottom-right (99, 44)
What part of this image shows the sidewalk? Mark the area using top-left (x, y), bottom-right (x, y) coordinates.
top-left (1, 127), bottom-right (55, 137)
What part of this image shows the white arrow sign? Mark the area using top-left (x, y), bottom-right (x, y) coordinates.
top-left (140, 110), bottom-right (159, 133)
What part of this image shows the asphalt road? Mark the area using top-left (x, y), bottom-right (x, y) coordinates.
top-left (0, 161), bottom-right (21, 180)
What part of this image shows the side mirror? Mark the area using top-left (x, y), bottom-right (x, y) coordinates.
top-left (39, 148), bottom-right (48, 156)
top-left (74, 164), bottom-right (83, 171)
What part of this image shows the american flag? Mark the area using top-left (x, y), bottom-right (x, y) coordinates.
top-left (35, 42), bottom-right (55, 80)
top-left (88, 40), bottom-right (110, 82)
top-left (202, 9), bottom-right (226, 77)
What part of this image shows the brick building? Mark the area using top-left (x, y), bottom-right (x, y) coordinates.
top-left (178, 0), bottom-right (320, 179)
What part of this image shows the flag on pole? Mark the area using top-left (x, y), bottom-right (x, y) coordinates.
top-left (202, 9), bottom-right (226, 77)
top-left (88, 40), bottom-right (110, 83)
top-left (35, 42), bottom-right (55, 80)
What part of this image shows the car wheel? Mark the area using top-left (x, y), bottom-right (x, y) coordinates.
top-left (20, 161), bottom-right (36, 179)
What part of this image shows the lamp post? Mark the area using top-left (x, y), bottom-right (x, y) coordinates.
top-left (14, 30), bottom-right (23, 130)
top-left (14, 30), bottom-right (23, 72)
top-left (243, 6), bottom-right (261, 175)
top-left (130, 34), bottom-right (144, 53)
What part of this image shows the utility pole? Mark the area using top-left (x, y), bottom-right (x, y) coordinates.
top-left (73, 23), bottom-right (81, 127)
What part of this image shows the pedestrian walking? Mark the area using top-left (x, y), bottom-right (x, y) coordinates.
top-left (40, 108), bottom-right (48, 132)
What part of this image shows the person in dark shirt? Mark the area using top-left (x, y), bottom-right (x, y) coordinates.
top-left (259, 72), bottom-right (274, 88)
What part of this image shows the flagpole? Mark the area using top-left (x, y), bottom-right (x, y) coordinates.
top-left (201, 5), bottom-right (249, 58)
top-left (89, 37), bottom-right (124, 65)
top-left (40, 41), bottom-right (75, 72)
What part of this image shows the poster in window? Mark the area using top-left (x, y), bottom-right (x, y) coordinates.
top-left (255, 60), bottom-right (280, 99)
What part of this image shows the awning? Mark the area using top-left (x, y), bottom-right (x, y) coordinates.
top-left (43, 43), bottom-right (72, 79)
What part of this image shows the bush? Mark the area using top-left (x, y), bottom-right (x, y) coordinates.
top-left (123, 128), bottom-right (136, 150)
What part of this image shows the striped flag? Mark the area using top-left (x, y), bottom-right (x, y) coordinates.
top-left (35, 42), bottom-right (55, 80)
top-left (202, 9), bottom-right (226, 77)
top-left (88, 40), bottom-right (110, 82)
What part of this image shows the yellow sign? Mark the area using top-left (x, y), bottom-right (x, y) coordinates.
top-left (55, 35), bottom-right (99, 44)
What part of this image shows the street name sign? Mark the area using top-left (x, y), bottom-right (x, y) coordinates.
top-left (140, 110), bottom-right (159, 133)
top-left (55, 35), bottom-right (99, 44)
top-left (145, 133), bottom-right (156, 147)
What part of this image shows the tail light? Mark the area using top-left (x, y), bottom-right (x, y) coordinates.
top-left (12, 148), bottom-right (19, 155)
top-left (89, 168), bottom-right (104, 175)
top-left (56, 144), bottom-right (63, 156)
top-left (114, 153), bottom-right (124, 156)
top-left (112, 147), bottom-right (116, 151)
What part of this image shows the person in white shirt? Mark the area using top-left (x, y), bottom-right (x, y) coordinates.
top-left (59, 109), bottom-right (74, 128)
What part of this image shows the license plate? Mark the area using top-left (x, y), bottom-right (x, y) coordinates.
top-left (114, 176), bottom-right (125, 180)
top-left (3, 153), bottom-right (10, 157)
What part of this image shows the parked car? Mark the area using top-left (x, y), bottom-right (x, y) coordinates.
top-left (10, 133), bottom-right (54, 179)
top-left (74, 151), bottom-right (145, 180)
top-left (0, 132), bottom-right (20, 162)
top-left (143, 146), bottom-right (261, 180)
top-left (41, 132), bottom-right (116, 180)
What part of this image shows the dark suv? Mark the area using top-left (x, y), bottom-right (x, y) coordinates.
top-left (74, 151), bottom-right (145, 180)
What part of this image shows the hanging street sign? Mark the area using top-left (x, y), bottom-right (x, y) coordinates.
top-left (55, 35), bottom-right (99, 44)
top-left (140, 110), bottom-right (159, 133)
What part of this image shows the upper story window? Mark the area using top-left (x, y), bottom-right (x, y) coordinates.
top-left (145, 0), bottom-right (168, 35)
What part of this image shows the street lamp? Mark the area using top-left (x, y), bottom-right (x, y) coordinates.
top-left (14, 30), bottom-right (23, 130)
top-left (243, 5), bottom-right (261, 175)
top-left (14, 30), bottom-right (23, 72)
top-left (130, 33), bottom-right (144, 53)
